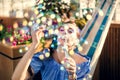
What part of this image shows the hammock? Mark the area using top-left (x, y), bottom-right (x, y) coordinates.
top-left (79, 0), bottom-right (118, 79)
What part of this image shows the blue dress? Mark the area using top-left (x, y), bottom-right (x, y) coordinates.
top-left (30, 51), bottom-right (91, 80)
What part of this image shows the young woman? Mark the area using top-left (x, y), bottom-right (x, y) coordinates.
top-left (12, 21), bottom-right (90, 80)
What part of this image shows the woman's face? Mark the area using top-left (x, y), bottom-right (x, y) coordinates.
top-left (57, 23), bottom-right (80, 48)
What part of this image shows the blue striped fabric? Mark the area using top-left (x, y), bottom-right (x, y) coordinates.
top-left (80, 0), bottom-right (107, 45)
top-left (87, 0), bottom-right (114, 58)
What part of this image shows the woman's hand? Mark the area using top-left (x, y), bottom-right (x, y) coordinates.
top-left (31, 28), bottom-right (44, 49)
top-left (64, 57), bottom-right (77, 80)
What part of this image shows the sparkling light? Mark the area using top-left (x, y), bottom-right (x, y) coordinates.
top-left (0, 24), bottom-right (3, 31)
top-left (86, 14), bottom-right (92, 20)
top-left (41, 17), bottom-right (47, 23)
top-left (34, 9), bottom-right (39, 15)
top-left (84, 40), bottom-right (88, 45)
top-left (66, 63), bottom-right (70, 68)
top-left (69, 50), bottom-right (74, 55)
top-left (78, 67), bottom-right (81, 70)
top-left (28, 21), bottom-right (33, 26)
top-left (22, 19), bottom-right (28, 26)
top-left (2, 39), bottom-right (6, 44)
top-left (57, 18), bottom-right (61, 22)
top-left (13, 22), bottom-right (18, 29)
top-left (75, 12), bottom-right (79, 17)
top-left (78, 46), bottom-right (83, 51)
top-left (36, 19), bottom-right (41, 24)
top-left (55, 29), bottom-right (59, 34)
top-left (24, 12), bottom-right (29, 18)
top-left (88, 74), bottom-right (92, 78)
top-left (61, 60), bottom-right (65, 64)
top-left (25, 47), bottom-right (28, 51)
top-left (45, 52), bottom-right (50, 58)
top-left (19, 49), bottom-right (23, 53)
top-left (51, 44), bottom-right (55, 48)
top-left (48, 21), bottom-right (52, 26)
top-left (10, 36), bottom-right (14, 42)
top-left (60, 66), bottom-right (64, 71)
top-left (49, 29), bottom-right (54, 34)
top-left (39, 0), bottom-right (43, 3)
top-left (99, 9), bottom-right (104, 16)
top-left (39, 55), bottom-right (44, 60)
top-left (50, 14), bottom-right (56, 19)
top-left (83, 78), bottom-right (86, 80)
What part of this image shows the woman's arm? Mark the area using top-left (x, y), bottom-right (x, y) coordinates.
top-left (12, 44), bottom-right (37, 80)
top-left (12, 28), bottom-right (44, 80)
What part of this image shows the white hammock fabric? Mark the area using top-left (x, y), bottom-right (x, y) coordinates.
top-left (79, 0), bottom-right (118, 79)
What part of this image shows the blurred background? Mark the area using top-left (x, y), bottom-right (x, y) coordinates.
top-left (0, 0), bottom-right (120, 80)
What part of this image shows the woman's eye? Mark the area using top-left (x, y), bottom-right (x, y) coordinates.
top-left (68, 28), bottom-right (74, 34)
top-left (59, 27), bottom-right (64, 32)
